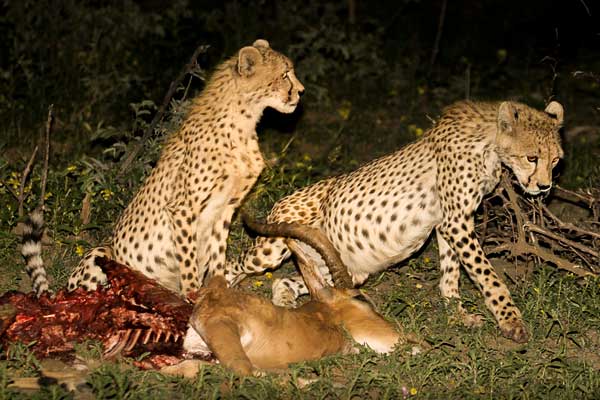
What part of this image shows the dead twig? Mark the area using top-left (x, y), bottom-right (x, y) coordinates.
top-left (540, 203), bottom-right (600, 240)
top-left (481, 170), bottom-right (599, 278)
top-left (119, 44), bottom-right (209, 177)
top-left (428, 0), bottom-right (447, 76)
top-left (524, 223), bottom-right (599, 258)
top-left (39, 105), bottom-right (53, 211)
top-left (17, 146), bottom-right (38, 218)
top-left (552, 185), bottom-right (598, 208)
top-left (488, 242), bottom-right (592, 277)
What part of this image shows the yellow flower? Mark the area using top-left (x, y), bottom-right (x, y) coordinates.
top-left (410, 387), bottom-right (418, 395)
top-left (415, 283), bottom-right (423, 289)
top-left (337, 100), bottom-right (352, 121)
top-left (408, 124), bottom-right (424, 138)
top-left (66, 165), bottom-right (77, 173)
top-left (7, 172), bottom-right (20, 190)
top-left (75, 245), bottom-right (85, 257)
top-left (253, 280), bottom-right (263, 288)
top-left (265, 272), bottom-right (273, 280)
top-left (101, 188), bottom-right (114, 201)
top-left (496, 48), bottom-right (507, 63)
top-left (423, 257), bottom-right (430, 264)
top-left (44, 191), bottom-right (53, 200)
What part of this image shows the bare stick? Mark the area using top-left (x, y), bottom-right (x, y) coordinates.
top-left (541, 203), bottom-right (600, 240)
top-left (488, 241), bottom-right (593, 277)
top-left (524, 223), bottom-right (599, 258)
top-left (119, 44), bottom-right (209, 176)
top-left (552, 185), bottom-right (598, 208)
top-left (501, 175), bottom-right (525, 230)
top-left (18, 146), bottom-right (38, 218)
top-left (39, 105), bottom-right (53, 211)
top-left (428, 0), bottom-right (447, 75)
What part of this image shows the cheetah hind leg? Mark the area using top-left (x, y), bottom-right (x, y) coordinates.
top-left (224, 236), bottom-right (293, 287)
top-left (67, 246), bottom-right (113, 291)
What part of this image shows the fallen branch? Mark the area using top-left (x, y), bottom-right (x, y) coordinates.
top-left (480, 170), bottom-right (599, 278)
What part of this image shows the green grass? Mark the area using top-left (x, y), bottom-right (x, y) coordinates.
top-left (1, 266), bottom-right (599, 399)
top-left (1, 67), bottom-right (599, 399)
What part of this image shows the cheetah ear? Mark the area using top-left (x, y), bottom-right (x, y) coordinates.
top-left (252, 39), bottom-right (270, 49)
top-left (544, 101), bottom-right (564, 127)
top-left (237, 46), bottom-right (262, 77)
top-left (497, 101), bottom-right (517, 134)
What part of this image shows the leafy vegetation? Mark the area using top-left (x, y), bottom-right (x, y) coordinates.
top-left (1, 0), bottom-right (599, 398)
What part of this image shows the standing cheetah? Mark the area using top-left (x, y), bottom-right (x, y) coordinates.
top-left (68, 39), bottom-right (304, 296)
top-left (226, 100), bottom-right (565, 343)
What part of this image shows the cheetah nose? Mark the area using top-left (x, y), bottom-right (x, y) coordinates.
top-left (538, 183), bottom-right (551, 192)
top-left (297, 87), bottom-right (305, 97)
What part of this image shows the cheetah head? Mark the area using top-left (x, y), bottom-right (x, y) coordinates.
top-left (496, 101), bottom-right (564, 195)
top-left (235, 39), bottom-right (304, 114)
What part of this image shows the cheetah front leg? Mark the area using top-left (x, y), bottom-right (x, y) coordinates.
top-left (435, 231), bottom-right (484, 328)
top-left (201, 205), bottom-right (237, 281)
top-left (438, 216), bottom-right (528, 343)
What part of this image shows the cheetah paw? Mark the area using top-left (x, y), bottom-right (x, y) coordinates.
top-left (449, 303), bottom-right (484, 328)
top-left (271, 279), bottom-right (297, 308)
top-left (460, 312), bottom-right (485, 328)
top-left (500, 320), bottom-right (529, 343)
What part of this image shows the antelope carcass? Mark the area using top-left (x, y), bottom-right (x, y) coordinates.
top-left (184, 218), bottom-right (402, 376)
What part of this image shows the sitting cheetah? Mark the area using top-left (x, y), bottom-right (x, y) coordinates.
top-left (226, 100), bottom-right (565, 343)
top-left (68, 39), bottom-right (304, 296)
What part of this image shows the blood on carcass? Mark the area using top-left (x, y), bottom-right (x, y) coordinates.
top-left (0, 258), bottom-right (194, 360)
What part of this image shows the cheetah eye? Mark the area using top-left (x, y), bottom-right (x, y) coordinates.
top-left (526, 155), bottom-right (538, 163)
top-left (282, 71), bottom-right (289, 79)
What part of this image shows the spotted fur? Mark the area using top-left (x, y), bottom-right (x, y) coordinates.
top-left (226, 100), bottom-right (565, 343)
top-left (68, 39), bottom-right (304, 296)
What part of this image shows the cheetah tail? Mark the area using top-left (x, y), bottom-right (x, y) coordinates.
top-left (241, 211), bottom-right (354, 288)
top-left (21, 210), bottom-right (51, 296)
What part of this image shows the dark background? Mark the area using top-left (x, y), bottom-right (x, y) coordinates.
top-left (0, 0), bottom-right (598, 154)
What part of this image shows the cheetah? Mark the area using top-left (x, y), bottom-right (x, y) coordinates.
top-left (68, 39), bottom-right (304, 296)
top-left (226, 100), bottom-right (565, 343)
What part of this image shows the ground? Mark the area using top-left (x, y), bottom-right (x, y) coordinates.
top-left (0, 56), bottom-right (599, 399)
